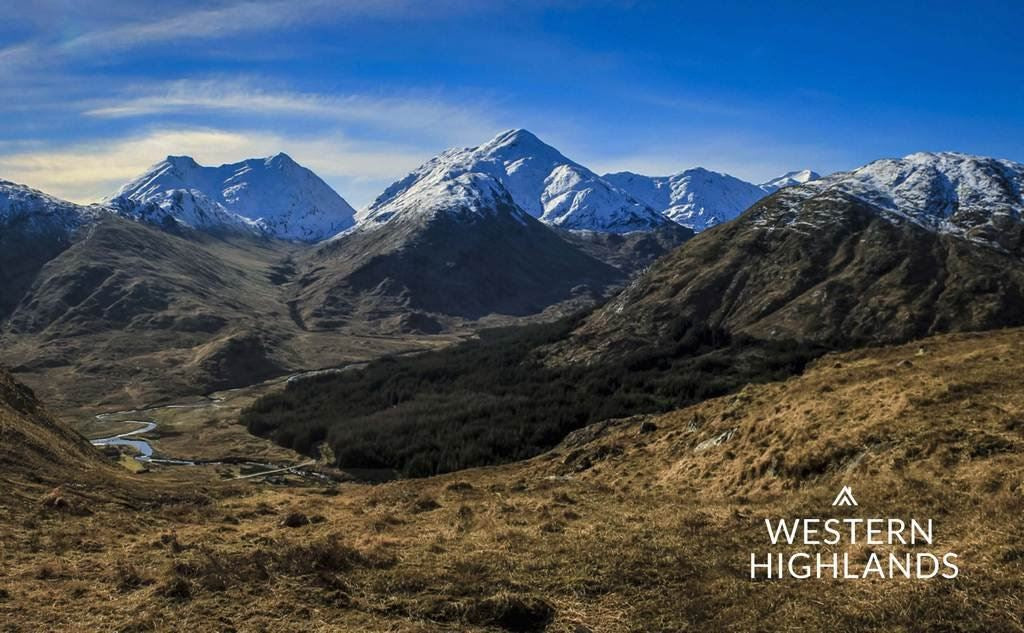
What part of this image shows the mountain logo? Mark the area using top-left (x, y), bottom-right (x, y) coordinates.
top-left (832, 486), bottom-right (858, 507)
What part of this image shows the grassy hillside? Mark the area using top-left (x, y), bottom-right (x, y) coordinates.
top-left (0, 368), bottom-right (108, 483)
top-left (2, 327), bottom-right (1022, 631)
top-left (290, 204), bottom-right (625, 329)
top-left (0, 367), bottom-right (139, 521)
top-left (0, 215), bottom-right (459, 410)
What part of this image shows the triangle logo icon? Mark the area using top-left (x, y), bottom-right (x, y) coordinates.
top-left (831, 486), bottom-right (858, 506)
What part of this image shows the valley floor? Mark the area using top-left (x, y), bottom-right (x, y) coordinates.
top-left (1, 328), bottom-right (1023, 632)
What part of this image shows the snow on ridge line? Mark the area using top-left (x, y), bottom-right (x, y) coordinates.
top-left (358, 128), bottom-right (672, 235)
top-left (356, 170), bottom-right (532, 234)
top-left (803, 151), bottom-right (1024, 219)
top-left (757, 152), bottom-right (1024, 246)
top-left (108, 153), bottom-right (356, 242)
top-left (759, 169), bottom-right (821, 193)
top-left (0, 179), bottom-right (105, 235)
top-left (604, 167), bottom-right (770, 232)
top-left (8, 147), bottom-right (1024, 246)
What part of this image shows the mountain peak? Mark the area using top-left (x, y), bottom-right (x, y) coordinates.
top-left (265, 152), bottom-right (297, 167)
top-left (358, 169), bottom-right (531, 231)
top-left (361, 129), bottom-right (671, 234)
top-left (782, 169), bottom-right (820, 180)
top-left (478, 128), bottom-right (572, 165)
top-left (759, 169), bottom-right (821, 193)
top-left (675, 166), bottom-right (716, 177)
top-left (110, 154), bottom-right (355, 241)
top-left (489, 128), bottom-right (544, 146)
top-left (164, 155), bottom-right (199, 168)
top-left (605, 168), bottom-right (768, 232)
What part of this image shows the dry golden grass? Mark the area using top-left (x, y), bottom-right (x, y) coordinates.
top-left (1, 328), bottom-right (1023, 631)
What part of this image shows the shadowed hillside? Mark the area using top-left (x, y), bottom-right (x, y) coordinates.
top-left (0, 367), bottom-right (123, 520)
top-left (0, 215), bottom-right (455, 409)
top-left (0, 368), bottom-right (107, 480)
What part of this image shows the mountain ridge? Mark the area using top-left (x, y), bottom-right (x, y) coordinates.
top-left (550, 151), bottom-right (1024, 363)
top-left (108, 153), bottom-right (356, 242)
top-left (798, 151), bottom-right (1024, 244)
top-left (292, 168), bottom-right (626, 331)
top-left (604, 167), bottom-right (769, 231)
top-left (759, 169), bottom-right (821, 193)
top-left (360, 129), bottom-right (674, 234)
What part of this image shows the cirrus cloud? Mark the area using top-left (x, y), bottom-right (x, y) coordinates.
top-left (80, 79), bottom-right (505, 145)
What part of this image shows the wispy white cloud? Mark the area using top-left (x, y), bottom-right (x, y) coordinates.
top-left (0, 67), bottom-right (530, 208)
top-left (1, 0), bottom-right (494, 73)
top-left (61, 1), bottom-right (361, 53)
top-left (0, 127), bottom-right (437, 207)
top-left (0, 42), bottom-right (37, 73)
top-left (81, 79), bottom-right (504, 144)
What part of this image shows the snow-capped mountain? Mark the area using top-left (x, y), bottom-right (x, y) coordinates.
top-left (361, 129), bottom-right (672, 234)
top-left (356, 170), bottom-right (532, 233)
top-left (557, 151), bottom-right (1024, 363)
top-left (0, 180), bottom-right (109, 318)
top-left (759, 169), bottom-right (821, 193)
top-left (777, 152), bottom-right (1024, 242)
top-left (304, 169), bottom-right (624, 330)
top-left (603, 168), bottom-right (768, 232)
top-left (109, 154), bottom-right (355, 241)
top-left (0, 179), bottom-right (101, 235)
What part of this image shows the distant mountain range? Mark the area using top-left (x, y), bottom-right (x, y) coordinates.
top-left (604, 168), bottom-right (769, 232)
top-left (364, 129), bottom-right (817, 234)
top-left (0, 129), bottom-right (817, 242)
top-left (361, 129), bottom-right (674, 233)
top-left (1, 154), bottom-right (357, 244)
top-left (0, 131), bottom-right (687, 406)
top-left (242, 148), bottom-right (1024, 483)
top-left (551, 151), bottom-right (1024, 363)
top-left (5, 130), bottom-right (1022, 409)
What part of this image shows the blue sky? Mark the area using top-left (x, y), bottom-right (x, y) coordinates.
top-left (1, 0), bottom-right (1021, 207)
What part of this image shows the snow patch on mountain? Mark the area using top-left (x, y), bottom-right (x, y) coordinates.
top-left (819, 152), bottom-right (1022, 220)
top-left (0, 179), bottom-right (102, 236)
top-left (109, 154), bottom-right (355, 241)
top-left (361, 129), bottom-right (671, 234)
top-left (759, 169), bottom-right (820, 193)
top-left (357, 169), bottom-right (530, 233)
top-left (764, 152), bottom-right (1024, 246)
top-left (604, 168), bottom-right (768, 232)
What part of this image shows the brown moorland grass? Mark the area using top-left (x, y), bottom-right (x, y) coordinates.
top-left (0, 327), bottom-right (1023, 631)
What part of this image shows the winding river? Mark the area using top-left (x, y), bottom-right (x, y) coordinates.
top-left (89, 411), bottom-right (200, 465)
top-left (87, 366), bottom-right (350, 473)
top-left (90, 419), bottom-right (158, 460)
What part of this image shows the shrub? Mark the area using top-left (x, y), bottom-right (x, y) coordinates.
top-left (156, 576), bottom-right (192, 602)
top-left (113, 561), bottom-right (152, 593)
top-left (467, 592), bottom-right (555, 632)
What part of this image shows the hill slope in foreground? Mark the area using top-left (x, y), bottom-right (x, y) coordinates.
top-left (0, 368), bottom-right (109, 488)
top-left (2, 327), bottom-right (1023, 631)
